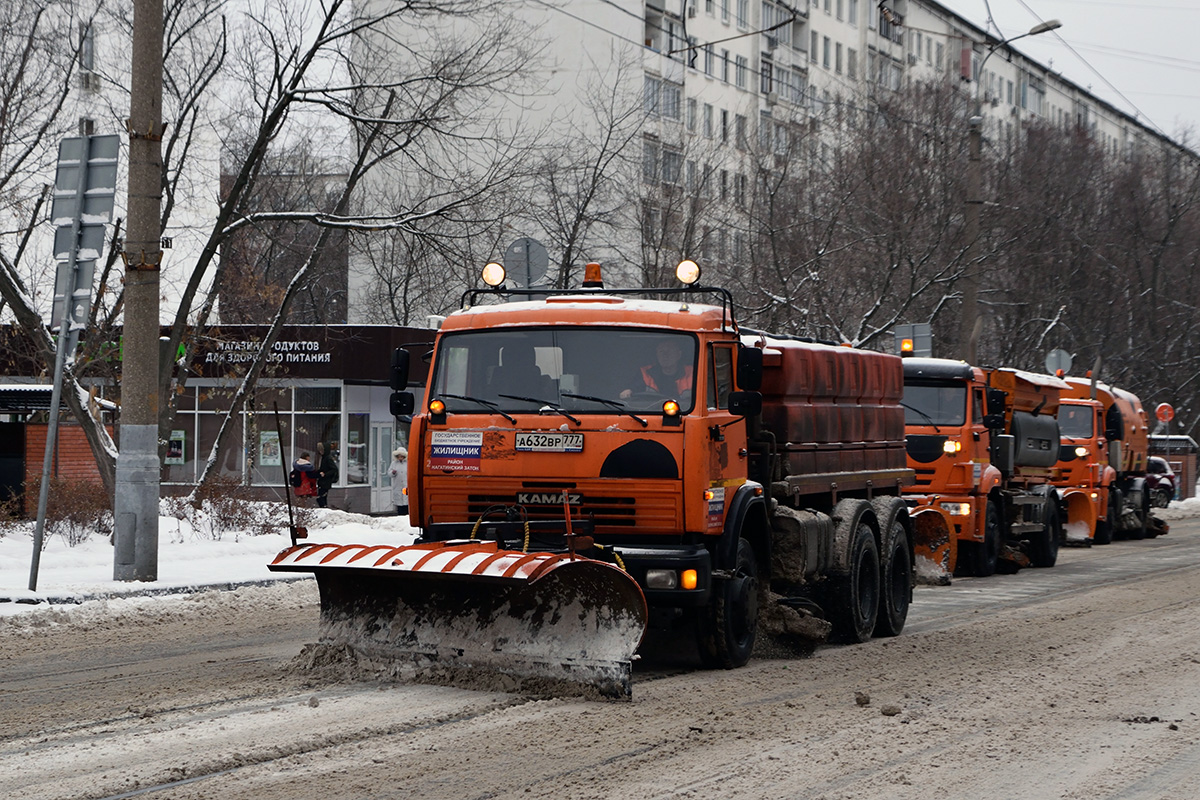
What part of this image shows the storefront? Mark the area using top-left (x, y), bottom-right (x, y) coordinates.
top-left (164, 325), bottom-right (432, 513)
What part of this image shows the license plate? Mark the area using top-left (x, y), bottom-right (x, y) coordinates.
top-left (515, 432), bottom-right (584, 452)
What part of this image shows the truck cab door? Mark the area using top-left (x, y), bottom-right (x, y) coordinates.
top-left (704, 342), bottom-right (745, 531)
top-left (970, 385), bottom-right (989, 475)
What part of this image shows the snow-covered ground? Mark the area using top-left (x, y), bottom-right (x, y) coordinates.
top-left (3, 495), bottom-right (1199, 621)
top-left (0, 505), bottom-right (417, 617)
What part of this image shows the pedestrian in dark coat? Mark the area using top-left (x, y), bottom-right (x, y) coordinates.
top-left (316, 441), bottom-right (338, 508)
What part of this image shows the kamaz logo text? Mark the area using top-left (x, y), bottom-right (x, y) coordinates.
top-left (517, 492), bottom-right (582, 505)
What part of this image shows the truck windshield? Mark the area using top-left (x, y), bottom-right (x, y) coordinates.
top-left (430, 328), bottom-right (698, 414)
top-left (1058, 404), bottom-right (1094, 438)
top-left (903, 382), bottom-right (967, 426)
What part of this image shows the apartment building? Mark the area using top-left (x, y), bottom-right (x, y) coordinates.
top-left (346, 0), bottom-right (1175, 321)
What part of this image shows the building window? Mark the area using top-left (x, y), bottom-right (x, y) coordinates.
top-left (849, 0), bottom-right (857, 25)
top-left (721, 49), bottom-right (731, 81)
top-left (737, 0), bottom-right (748, 28)
top-left (811, 30), bottom-right (818, 63)
top-left (835, 42), bottom-right (843, 73)
top-left (735, 114), bottom-right (747, 149)
top-left (644, 75), bottom-right (662, 114)
top-left (687, 98), bottom-right (698, 132)
top-left (847, 47), bottom-right (857, 79)
top-left (79, 23), bottom-right (95, 72)
top-left (761, 56), bottom-right (774, 93)
top-left (662, 81), bottom-right (682, 119)
top-left (704, 44), bottom-right (715, 76)
top-left (721, 108), bottom-right (729, 142)
top-left (643, 139), bottom-right (658, 183)
top-left (735, 55), bottom-right (748, 88)
top-left (822, 36), bottom-right (831, 69)
top-left (662, 148), bottom-right (683, 185)
top-left (704, 103), bottom-right (715, 137)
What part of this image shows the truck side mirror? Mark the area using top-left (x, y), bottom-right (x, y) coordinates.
top-left (728, 391), bottom-right (762, 417)
top-left (390, 391), bottom-right (415, 417)
top-left (986, 387), bottom-right (1007, 417)
top-left (737, 346), bottom-right (763, 391)
top-left (390, 347), bottom-right (411, 390)
top-left (982, 413), bottom-right (1006, 429)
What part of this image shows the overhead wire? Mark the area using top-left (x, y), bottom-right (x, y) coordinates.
top-left (1010, 0), bottom-right (1168, 137)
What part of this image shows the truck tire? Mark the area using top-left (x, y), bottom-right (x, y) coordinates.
top-left (874, 520), bottom-right (910, 638)
top-left (961, 500), bottom-right (1001, 577)
top-left (696, 537), bottom-right (759, 669)
top-left (1094, 490), bottom-right (1115, 545)
top-left (1029, 498), bottom-right (1061, 568)
top-left (829, 515), bottom-right (880, 644)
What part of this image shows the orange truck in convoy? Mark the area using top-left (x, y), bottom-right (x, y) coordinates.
top-left (271, 262), bottom-right (917, 696)
top-left (902, 358), bottom-right (1070, 582)
top-left (1055, 377), bottom-right (1164, 541)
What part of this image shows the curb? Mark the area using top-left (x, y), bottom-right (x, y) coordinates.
top-left (0, 575), bottom-right (311, 608)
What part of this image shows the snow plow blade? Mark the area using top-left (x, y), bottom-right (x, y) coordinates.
top-left (269, 541), bottom-right (647, 698)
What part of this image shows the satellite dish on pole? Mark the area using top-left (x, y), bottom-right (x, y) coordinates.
top-left (1045, 348), bottom-right (1073, 376)
top-left (503, 237), bottom-right (549, 289)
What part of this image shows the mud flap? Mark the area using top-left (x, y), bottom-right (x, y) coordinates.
top-left (271, 542), bottom-right (647, 699)
top-left (909, 506), bottom-right (955, 585)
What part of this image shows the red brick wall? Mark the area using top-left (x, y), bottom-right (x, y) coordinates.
top-left (24, 424), bottom-right (109, 485)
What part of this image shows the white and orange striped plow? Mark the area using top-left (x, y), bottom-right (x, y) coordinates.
top-left (269, 541), bottom-right (647, 698)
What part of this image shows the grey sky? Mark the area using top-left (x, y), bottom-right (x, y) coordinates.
top-left (936, 0), bottom-right (1200, 144)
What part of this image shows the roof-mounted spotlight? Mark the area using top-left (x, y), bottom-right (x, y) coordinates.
top-left (482, 262), bottom-right (506, 287)
top-left (676, 259), bottom-right (701, 285)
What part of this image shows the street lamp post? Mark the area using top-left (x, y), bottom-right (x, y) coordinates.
top-left (958, 20), bottom-right (1061, 365)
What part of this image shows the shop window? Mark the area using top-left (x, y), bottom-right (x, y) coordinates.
top-left (346, 414), bottom-right (369, 485)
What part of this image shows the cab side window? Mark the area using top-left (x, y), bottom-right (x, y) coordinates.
top-left (708, 345), bottom-right (735, 410)
top-left (973, 388), bottom-right (984, 425)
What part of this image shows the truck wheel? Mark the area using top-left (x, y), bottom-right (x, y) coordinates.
top-left (873, 521), bottom-right (910, 638)
top-left (1094, 490), bottom-right (1115, 545)
top-left (696, 538), bottom-right (759, 669)
top-left (829, 520), bottom-right (880, 644)
top-left (967, 500), bottom-right (1002, 577)
top-left (1029, 498), bottom-right (1061, 568)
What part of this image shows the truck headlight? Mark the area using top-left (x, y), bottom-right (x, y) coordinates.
top-left (645, 569), bottom-right (678, 589)
top-left (943, 440), bottom-right (962, 454)
top-left (940, 502), bottom-right (971, 516)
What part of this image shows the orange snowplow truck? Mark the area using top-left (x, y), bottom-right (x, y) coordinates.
top-left (902, 359), bottom-right (1069, 582)
top-left (1056, 377), bottom-right (1163, 541)
top-left (272, 261), bottom-right (917, 696)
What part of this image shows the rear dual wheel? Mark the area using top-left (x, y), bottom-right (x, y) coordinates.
top-left (829, 518), bottom-right (880, 644)
top-left (874, 520), bottom-right (910, 638)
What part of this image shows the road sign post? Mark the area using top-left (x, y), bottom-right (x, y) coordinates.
top-left (30, 134), bottom-right (120, 591)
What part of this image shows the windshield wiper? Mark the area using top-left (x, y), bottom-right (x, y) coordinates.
top-left (562, 392), bottom-right (648, 427)
top-left (498, 394), bottom-right (582, 426)
top-left (900, 401), bottom-right (941, 433)
top-left (439, 393), bottom-right (516, 425)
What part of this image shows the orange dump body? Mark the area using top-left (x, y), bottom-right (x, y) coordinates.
top-left (757, 337), bottom-right (908, 478)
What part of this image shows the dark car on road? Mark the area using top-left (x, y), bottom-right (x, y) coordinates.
top-left (1146, 456), bottom-right (1176, 508)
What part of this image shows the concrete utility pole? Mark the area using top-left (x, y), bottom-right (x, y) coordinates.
top-left (114, 0), bottom-right (165, 581)
top-left (958, 20), bottom-right (1062, 365)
